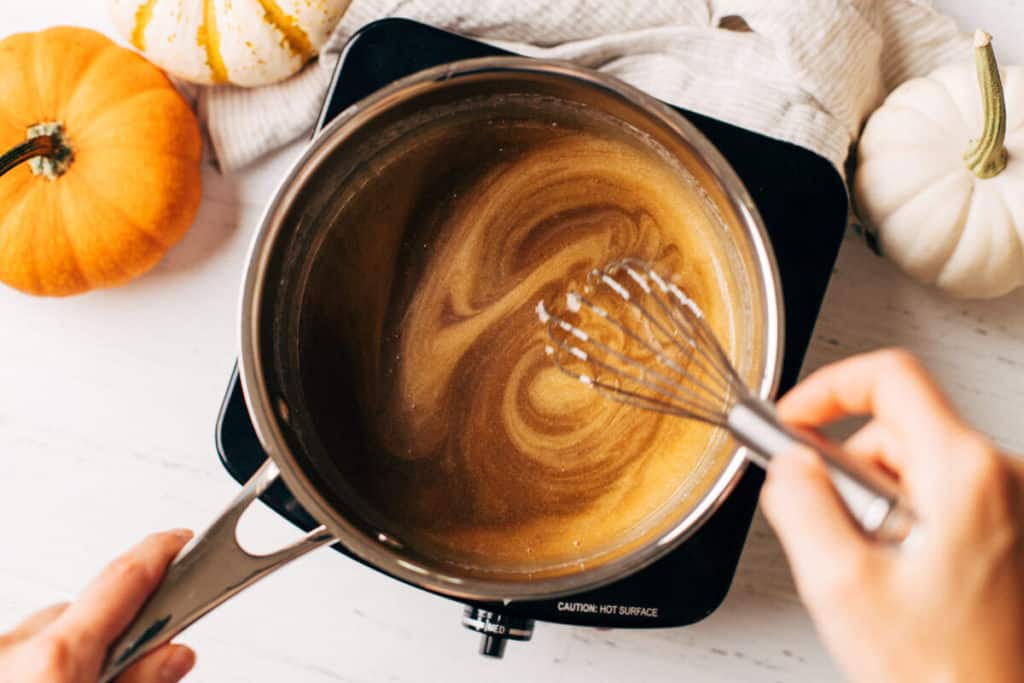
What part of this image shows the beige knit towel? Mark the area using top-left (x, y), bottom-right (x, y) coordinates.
top-left (197, 0), bottom-right (971, 172)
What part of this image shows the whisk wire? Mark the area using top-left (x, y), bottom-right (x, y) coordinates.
top-left (588, 272), bottom-right (717, 398)
top-left (565, 291), bottom-right (725, 410)
top-left (539, 259), bottom-right (748, 425)
top-left (544, 315), bottom-right (725, 424)
top-left (615, 259), bottom-right (742, 395)
top-left (597, 260), bottom-right (739, 399)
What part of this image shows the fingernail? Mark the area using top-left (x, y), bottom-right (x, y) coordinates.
top-left (169, 528), bottom-right (194, 541)
top-left (159, 647), bottom-right (195, 682)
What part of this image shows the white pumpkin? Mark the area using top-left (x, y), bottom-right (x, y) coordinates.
top-left (855, 30), bottom-right (1024, 299)
top-left (109, 0), bottom-right (351, 87)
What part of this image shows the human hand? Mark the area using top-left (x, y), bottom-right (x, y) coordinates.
top-left (761, 349), bottom-right (1024, 683)
top-left (0, 530), bottom-right (196, 683)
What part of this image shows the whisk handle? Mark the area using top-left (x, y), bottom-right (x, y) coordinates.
top-left (728, 399), bottom-right (915, 543)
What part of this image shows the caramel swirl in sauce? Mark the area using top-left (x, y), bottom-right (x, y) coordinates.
top-left (299, 99), bottom-right (738, 572)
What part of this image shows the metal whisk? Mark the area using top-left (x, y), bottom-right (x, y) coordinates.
top-left (538, 259), bottom-right (913, 543)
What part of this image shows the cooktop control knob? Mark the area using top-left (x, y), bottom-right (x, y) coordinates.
top-left (461, 607), bottom-right (535, 658)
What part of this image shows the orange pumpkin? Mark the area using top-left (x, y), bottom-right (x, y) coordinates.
top-left (0, 26), bottom-right (202, 296)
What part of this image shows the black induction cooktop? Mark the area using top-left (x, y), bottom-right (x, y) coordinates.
top-left (217, 17), bottom-right (848, 658)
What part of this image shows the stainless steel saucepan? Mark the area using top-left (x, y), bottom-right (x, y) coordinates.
top-left (100, 57), bottom-right (784, 680)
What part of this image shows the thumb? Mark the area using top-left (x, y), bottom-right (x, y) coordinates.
top-left (761, 445), bottom-right (876, 594)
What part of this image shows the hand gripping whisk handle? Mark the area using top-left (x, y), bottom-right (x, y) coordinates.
top-left (728, 398), bottom-right (915, 543)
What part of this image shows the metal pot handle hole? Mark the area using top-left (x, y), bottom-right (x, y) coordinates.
top-left (98, 460), bottom-right (336, 682)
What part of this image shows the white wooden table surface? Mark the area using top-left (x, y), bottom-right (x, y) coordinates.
top-left (2, 2), bottom-right (1022, 681)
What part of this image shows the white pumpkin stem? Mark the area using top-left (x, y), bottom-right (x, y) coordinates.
top-left (963, 30), bottom-right (1008, 178)
top-left (0, 122), bottom-right (73, 180)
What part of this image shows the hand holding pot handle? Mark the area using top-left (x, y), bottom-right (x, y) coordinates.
top-left (99, 460), bottom-right (335, 682)
top-left (0, 531), bottom-right (195, 683)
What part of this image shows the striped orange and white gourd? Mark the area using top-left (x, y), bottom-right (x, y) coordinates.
top-left (109, 0), bottom-right (351, 87)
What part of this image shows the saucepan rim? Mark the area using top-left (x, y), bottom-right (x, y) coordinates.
top-left (237, 56), bottom-right (784, 601)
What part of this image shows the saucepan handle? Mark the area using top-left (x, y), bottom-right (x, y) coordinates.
top-left (99, 459), bottom-right (336, 682)
top-left (728, 398), bottom-right (915, 544)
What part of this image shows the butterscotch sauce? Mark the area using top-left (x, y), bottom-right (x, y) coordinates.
top-left (298, 94), bottom-right (740, 573)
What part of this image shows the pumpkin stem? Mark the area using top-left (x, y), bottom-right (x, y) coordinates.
top-left (963, 30), bottom-right (1008, 178)
top-left (0, 122), bottom-right (73, 180)
top-left (0, 135), bottom-right (57, 177)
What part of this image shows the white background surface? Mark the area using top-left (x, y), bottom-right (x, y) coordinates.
top-left (2, 1), bottom-right (1022, 681)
